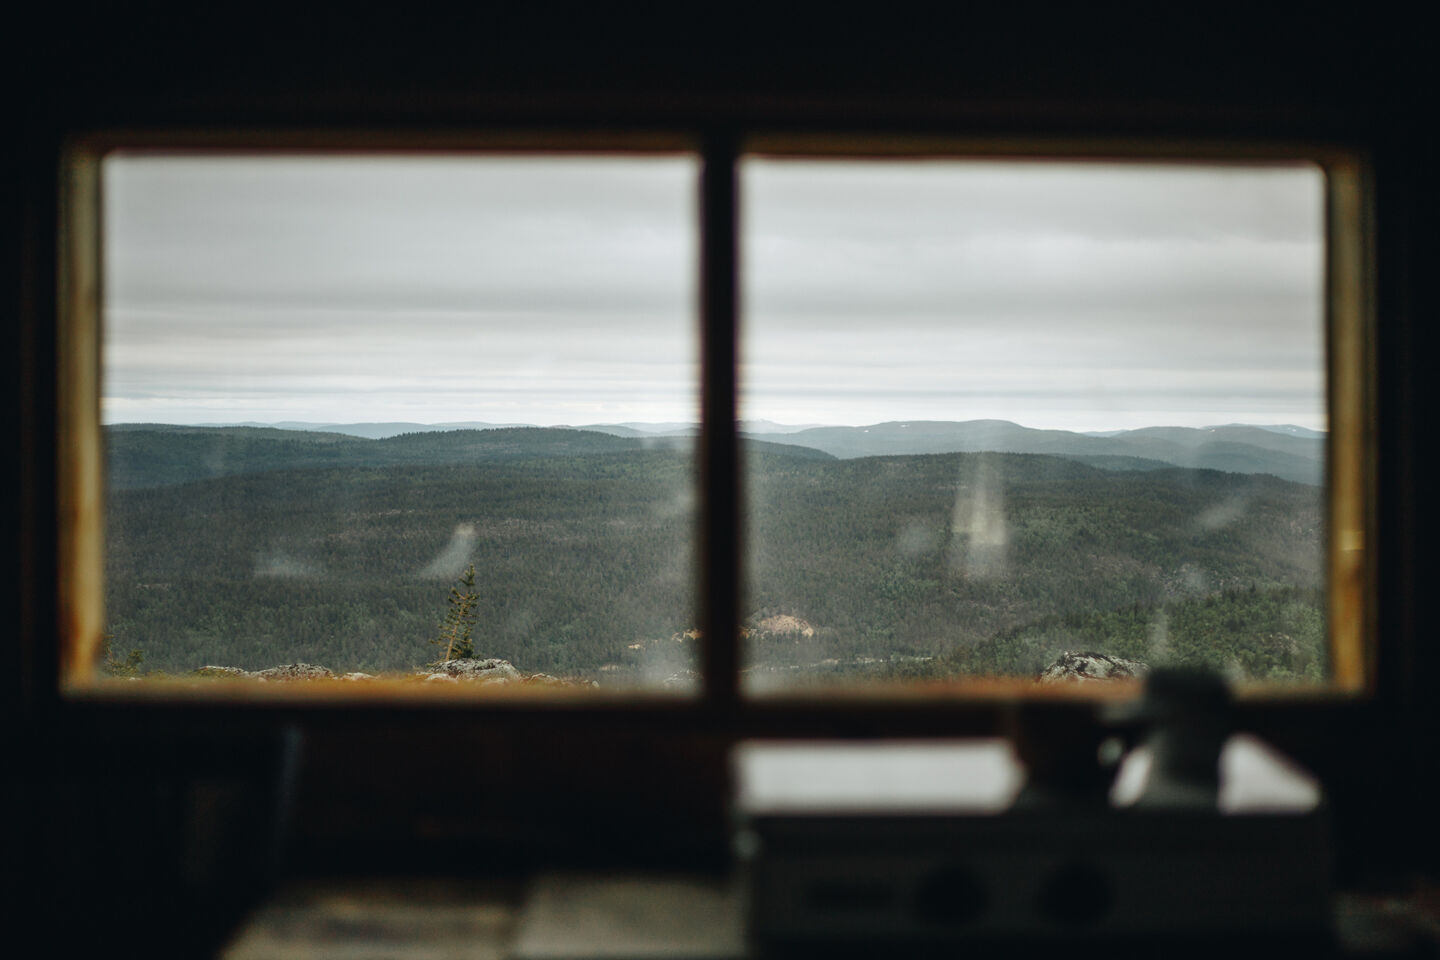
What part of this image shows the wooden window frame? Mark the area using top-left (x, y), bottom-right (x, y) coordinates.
top-left (19, 116), bottom-right (1405, 875)
top-left (55, 130), bottom-right (1374, 707)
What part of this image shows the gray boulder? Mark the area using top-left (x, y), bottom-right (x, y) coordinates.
top-left (252, 662), bottom-right (334, 681)
top-left (425, 657), bottom-right (523, 683)
top-left (195, 665), bottom-right (251, 678)
top-left (1037, 651), bottom-right (1149, 684)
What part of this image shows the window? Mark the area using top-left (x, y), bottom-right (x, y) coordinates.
top-left (58, 135), bottom-right (1372, 704)
top-left (98, 151), bottom-right (700, 693)
top-left (740, 155), bottom-right (1350, 694)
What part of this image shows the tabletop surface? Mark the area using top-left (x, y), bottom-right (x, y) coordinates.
top-left (218, 873), bottom-right (1440, 960)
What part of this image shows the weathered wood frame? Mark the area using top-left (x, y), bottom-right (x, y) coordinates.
top-left (56, 131), bottom-right (1373, 702)
top-left (27, 117), bottom-right (1398, 874)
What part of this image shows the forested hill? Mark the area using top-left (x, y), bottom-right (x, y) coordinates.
top-left (772, 420), bottom-right (1324, 485)
top-left (126, 418), bottom-right (1324, 485)
top-left (743, 451), bottom-right (1322, 679)
top-left (105, 424), bottom-right (833, 490)
top-left (105, 427), bottom-right (1324, 682)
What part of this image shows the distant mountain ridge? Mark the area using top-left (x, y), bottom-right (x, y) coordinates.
top-left (105, 424), bottom-right (833, 490)
top-left (768, 420), bottom-right (1324, 485)
top-left (108, 418), bottom-right (1326, 486)
top-left (175, 418), bottom-right (827, 439)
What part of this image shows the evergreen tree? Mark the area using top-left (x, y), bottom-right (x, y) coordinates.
top-left (433, 564), bottom-right (478, 660)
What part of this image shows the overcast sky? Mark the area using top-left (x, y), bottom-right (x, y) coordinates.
top-left (103, 153), bottom-right (1325, 431)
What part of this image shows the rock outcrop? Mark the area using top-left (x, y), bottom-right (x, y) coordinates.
top-left (195, 662), bottom-right (335, 680)
top-left (196, 665), bottom-right (250, 678)
top-left (423, 657), bottom-right (523, 683)
top-left (253, 663), bottom-right (334, 681)
top-left (754, 614), bottom-right (816, 638)
top-left (192, 657), bottom-right (595, 687)
top-left (1037, 651), bottom-right (1149, 684)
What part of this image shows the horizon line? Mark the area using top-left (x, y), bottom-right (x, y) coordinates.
top-left (100, 416), bottom-right (1329, 435)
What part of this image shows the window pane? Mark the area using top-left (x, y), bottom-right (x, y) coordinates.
top-left (101, 154), bottom-right (699, 693)
top-left (741, 158), bottom-right (1326, 693)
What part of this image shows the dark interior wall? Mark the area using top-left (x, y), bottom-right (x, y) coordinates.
top-left (11, 7), bottom-right (1428, 120)
top-left (5, 5), bottom-right (1438, 937)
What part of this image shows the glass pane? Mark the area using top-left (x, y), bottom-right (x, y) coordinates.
top-left (741, 158), bottom-right (1326, 693)
top-left (102, 153), bottom-right (699, 692)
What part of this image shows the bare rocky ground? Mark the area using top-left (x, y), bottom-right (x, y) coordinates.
top-left (1035, 651), bottom-right (1150, 684)
top-left (180, 649), bottom-right (1147, 688)
top-left (192, 658), bottom-right (597, 687)
top-left (178, 619), bottom-right (1147, 690)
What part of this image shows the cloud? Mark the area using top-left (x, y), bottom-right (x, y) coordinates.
top-left (102, 154), bottom-right (1325, 431)
top-left (105, 155), bottom-right (695, 315)
top-left (742, 160), bottom-right (1324, 430)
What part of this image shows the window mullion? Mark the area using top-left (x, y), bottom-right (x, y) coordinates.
top-left (699, 133), bottom-right (741, 707)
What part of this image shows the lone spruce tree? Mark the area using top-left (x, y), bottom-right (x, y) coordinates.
top-left (433, 564), bottom-right (478, 661)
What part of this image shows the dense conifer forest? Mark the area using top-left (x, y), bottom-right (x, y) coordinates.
top-left (102, 425), bottom-right (1325, 684)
